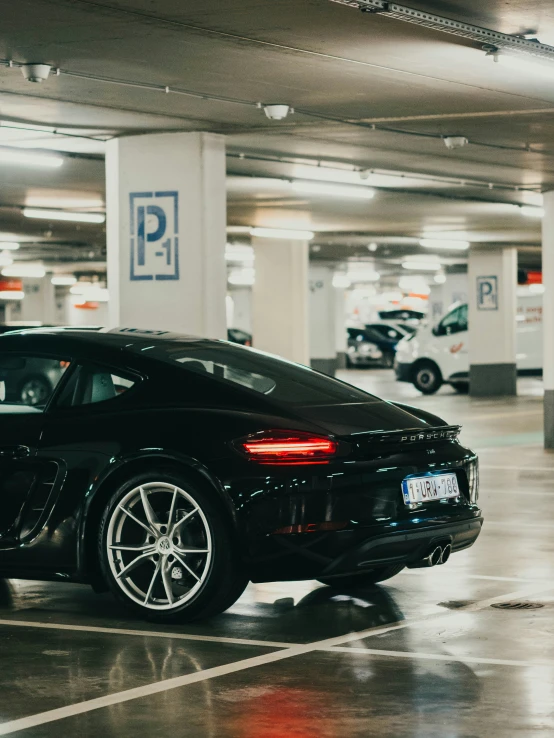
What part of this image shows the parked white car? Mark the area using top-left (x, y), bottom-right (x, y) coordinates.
top-left (394, 293), bottom-right (543, 394)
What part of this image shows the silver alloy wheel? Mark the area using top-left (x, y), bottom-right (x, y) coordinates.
top-left (106, 482), bottom-right (213, 611)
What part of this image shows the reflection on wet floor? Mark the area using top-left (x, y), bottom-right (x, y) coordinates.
top-left (1, 369), bottom-right (554, 737)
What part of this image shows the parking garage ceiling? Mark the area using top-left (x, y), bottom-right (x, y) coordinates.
top-left (0, 0), bottom-right (551, 269)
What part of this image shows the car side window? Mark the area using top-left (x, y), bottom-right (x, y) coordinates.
top-left (56, 364), bottom-right (137, 408)
top-left (0, 354), bottom-right (70, 411)
top-left (435, 306), bottom-right (467, 336)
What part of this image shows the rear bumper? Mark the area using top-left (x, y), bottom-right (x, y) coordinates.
top-left (394, 361), bottom-right (413, 382)
top-left (247, 515), bottom-right (483, 582)
top-left (319, 517), bottom-right (483, 581)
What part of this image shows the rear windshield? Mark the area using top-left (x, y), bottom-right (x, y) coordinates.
top-left (145, 342), bottom-right (375, 406)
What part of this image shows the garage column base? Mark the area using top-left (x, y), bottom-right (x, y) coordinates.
top-left (544, 390), bottom-right (554, 449)
top-left (469, 363), bottom-right (517, 397)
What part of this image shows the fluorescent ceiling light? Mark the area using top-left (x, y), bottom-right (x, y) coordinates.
top-left (520, 206), bottom-right (545, 218)
top-left (402, 260), bottom-right (441, 271)
top-left (419, 238), bottom-right (470, 250)
top-left (0, 242), bottom-right (19, 250)
top-left (2, 264), bottom-right (46, 278)
top-left (226, 225), bottom-right (252, 235)
top-left (26, 197), bottom-right (105, 209)
top-left (250, 227), bottom-right (315, 241)
top-left (228, 268), bottom-right (255, 286)
top-left (51, 275), bottom-right (77, 286)
top-left (0, 148), bottom-right (63, 168)
top-left (332, 273), bottom-right (351, 289)
top-left (292, 180), bottom-right (375, 200)
top-left (0, 291), bottom-right (24, 300)
top-left (434, 273), bottom-right (447, 284)
top-left (23, 208), bottom-right (106, 224)
top-left (0, 253), bottom-right (13, 267)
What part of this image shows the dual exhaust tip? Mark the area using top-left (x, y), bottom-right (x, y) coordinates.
top-left (409, 543), bottom-right (452, 569)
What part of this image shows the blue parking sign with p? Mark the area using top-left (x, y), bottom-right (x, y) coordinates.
top-left (130, 191), bottom-right (179, 281)
top-left (477, 275), bottom-right (498, 310)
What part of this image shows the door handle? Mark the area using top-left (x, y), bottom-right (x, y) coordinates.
top-left (0, 445), bottom-right (31, 458)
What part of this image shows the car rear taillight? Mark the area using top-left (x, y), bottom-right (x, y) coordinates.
top-left (236, 430), bottom-right (338, 464)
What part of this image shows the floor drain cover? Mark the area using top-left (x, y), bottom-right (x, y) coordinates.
top-left (491, 602), bottom-right (544, 610)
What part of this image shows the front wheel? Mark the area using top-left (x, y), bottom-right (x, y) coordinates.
top-left (318, 564), bottom-right (405, 588)
top-left (412, 361), bottom-right (442, 395)
top-left (19, 375), bottom-right (51, 406)
top-left (98, 473), bottom-right (248, 623)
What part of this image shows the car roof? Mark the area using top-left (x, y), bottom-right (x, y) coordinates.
top-left (0, 326), bottom-right (224, 352)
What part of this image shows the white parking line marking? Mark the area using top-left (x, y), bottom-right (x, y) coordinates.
top-left (325, 646), bottom-right (553, 668)
top-left (0, 619), bottom-right (291, 649)
top-left (0, 582), bottom-right (551, 735)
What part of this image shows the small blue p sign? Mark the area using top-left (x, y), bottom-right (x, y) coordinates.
top-left (477, 276), bottom-right (498, 310)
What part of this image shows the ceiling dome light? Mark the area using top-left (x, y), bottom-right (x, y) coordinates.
top-left (20, 63), bottom-right (52, 83)
top-left (443, 136), bottom-right (469, 150)
top-left (263, 104), bottom-right (293, 121)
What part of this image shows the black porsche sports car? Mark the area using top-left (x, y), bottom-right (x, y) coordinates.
top-left (0, 328), bottom-right (482, 622)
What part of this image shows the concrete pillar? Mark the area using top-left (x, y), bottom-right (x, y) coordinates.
top-left (18, 278), bottom-right (57, 324)
top-left (106, 132), bottom-right (227, 337)
top-left (252, 237), bottom-right (309, 365)
top-left (309, 264), bottom-right (337, 375)
top-left (543, 191), bottom-right (554, 447)
top-left (335, 287), bottom-right (348, 369)
top-left (468, 247), bottom-right (517, 396)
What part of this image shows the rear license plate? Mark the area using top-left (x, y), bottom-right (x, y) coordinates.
top-left (402, 473), bottom-right (460, 505)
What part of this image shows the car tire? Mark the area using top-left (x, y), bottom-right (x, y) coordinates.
top-left (412, 361), bottom-right (442, 395)
top-left (18, 375), bottom-right (52, 406)
top-left (318, 564), bottom-right (405, 588)
top-left (451, 382), bottom-right (469, 394)
top-left (98, 471), bottom-right (248, 623)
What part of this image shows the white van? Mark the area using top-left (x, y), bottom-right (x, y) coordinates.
top-left (394, 292), bottom-right (543, 394)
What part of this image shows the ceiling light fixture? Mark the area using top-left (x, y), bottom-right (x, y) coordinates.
top-left (262, 104), bottom-right (293, 121)
top-left (20, 63), bottom-right (52, 83)
top-left (419, 238), bottom-right (470, 250)
top-left (0, 148), bottom-right (63, 168)
top-left (1, 264), bottom-right (46, 278)
top-left (434, 273), bottom-right (447, 284)
top-left (250, 227), bottom-right (315, 241)
top-left (443, 136), bottom-right (469, 150)
top-left (292, 181), bottom-right (375, 200)
top-left (23, 208), bottom-right (106, 224)
top-left (520, 205), bottom-right (545, 218)
top-left (51, 275), bottom-right (77, 286)
top-left (0, 242), bottom-right (19, 250)
top-left (0, 290), bottom-right (24, 301)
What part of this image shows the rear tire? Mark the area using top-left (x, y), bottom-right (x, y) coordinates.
top-left (412, 361), bottom-right (442, 395)
top-left (98, 471), bottom-right (248, 623)
top-left (318, 564), bottom-right (405, 588)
